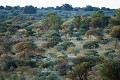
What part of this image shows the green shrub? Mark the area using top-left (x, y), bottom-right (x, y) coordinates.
top-left (104, 28), bottom-right (111, 34)
top-left (75, 55), bottom-right (102, 65)
top-left (111, 41), bottom-right (120, 49)
top-left (97, 37), bottom-right (109, 44)
top-left (56, 44), bottom-right (68, 51)
top-left (50, 32), bottom-right (61, 38)
top-left (110, 26), bottom-right (120, 38)
top-left (117, 50), bottom-right (120, 54)
top-left (96, 59), bottom-right (120, 80)
top-left (85, 28), bottom-right (103, 37)
top-left (83, 50), bottom-right (99, 56)
top-left (43, 36), bottom-right (62, 48)
top-left (23, 5), bottom-right (36, 14)
top-left (62, 41), bottom-right (75, 47)
top-left (41, 43), bottom-right (50, 48)
top-left (2, 61), bottom-right (17, 71)
top-left (67, 62), bottom-right (93, 80)
top-left (26, 61), bottom-right (37, 68)
top-left (83, 41), bottom-right (99, 49)
top-left (46, 73), bottom-right (61, 80)
top-left (103, 48), bottom-right (115, 56)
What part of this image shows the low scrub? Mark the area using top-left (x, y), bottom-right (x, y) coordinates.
top-left (83, 41), bottom-right (99, 49)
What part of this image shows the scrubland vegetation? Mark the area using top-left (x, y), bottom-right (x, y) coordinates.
top-left (0, 4), bottom-right (120, 80)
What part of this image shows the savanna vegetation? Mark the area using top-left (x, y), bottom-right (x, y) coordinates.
top-left (0, 4), bottom-right (120, 80)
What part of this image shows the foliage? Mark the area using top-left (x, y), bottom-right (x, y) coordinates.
top-left (23, 5), bottom-right (37, 14)
top-left (109, 9), bottom-right (120, 25)
top-left (61, 4), bottom-right (73, 11)
top-left (56, 44), bottom-right (68, 51)
top-left (103, 48), bottom-right (115, 57)
top-left (25, 27), bottom-right (35, 37)
top-left (46, 73), bottom-right (61, 80)
top-left (56, 41), bottom-right (74, 51)
top-left (110, 26), bottom-right (120, 38)
top-left (72, 15), bottom-right (81, 28)
top-left (2, 61), bottom-right (17, 71)
top-left (5, 6), bottom-right (12, 10)
top-left (41, 32), bottom-right (62, 48)
top-left (83, 5), bottom-right (100, 11)
top-left (0, 6), bottom-right (4, 9)
top-left (83, 41), bottom-right (99, 49)
top-left (12, 42), bottom-right (36, 53)
top-left (12, 42), bottom-right (37, 59)
top-left (46, 13), bottom-right (62, 31)
top-left (82, 50), bottom-right (99, 56)
top-left (0, 25), bottom-right (7, 33)
top-left (67, 62), bottom-right (92, 80)
top-left (75, 55), bottom-right (102, 65)
top-left (96, 59), bottom-right (120, 80)
top-left (90, 11), bottom-right (109, 28)
top-left (0, 4), bottom-right (119, 80)
top-left (85, 28), bottom-right (103, 36)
